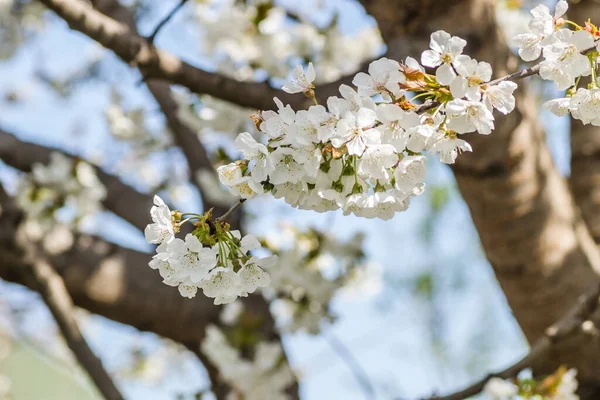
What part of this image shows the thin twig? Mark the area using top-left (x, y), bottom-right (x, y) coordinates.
top-left (27, 260), bottom-right (124, 400)
top-left (416, 282), bottom-right (600, 400)
top-left (324, 331), bottom-right (377, 400)
top-left (147, 0), bottom-right (189, 44)
top-left (216, 199), bottom-right (246, 222)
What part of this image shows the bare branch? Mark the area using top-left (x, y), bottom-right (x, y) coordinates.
top-left (39, 0), bottom-right (373, 112)
top-left (38, 0), bottom-right (303, 110)
top-left (215, 199), bottom-right (246, 222)
top-left (323, 331), bottom-right (377, 400)
top-left (147, 0), bottom-right (189, 44)
top-left (24, 259), bottom-right (124, 400)
top-left (419, 283), bottom-right (600, 400)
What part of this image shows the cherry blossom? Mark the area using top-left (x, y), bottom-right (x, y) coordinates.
top-left (421, 30), bottom-right (467, 85)
top-left (282, 62), bottom-right (315, 94)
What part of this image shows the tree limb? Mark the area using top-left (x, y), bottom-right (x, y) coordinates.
top-left (24, 258), bottom-right (125, 400)
top-left (37, 0), bottom-right (306, 110)
top-left (0, 186), bottom-right (124, 399)
top-left (146, 0), bottom-right (189, 44)
top-left (421, 283), bottom-right (600, 400)
top-left (39, 0), bottom-right (373, 112)
top-left (0, 128), bottom-right (153, 231)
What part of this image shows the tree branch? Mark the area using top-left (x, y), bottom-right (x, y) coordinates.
top-left (421, 283), bottom-right (600, 400)
top-left (0, 128), bottom-right (153, 231)
top-left (0, 186), bottom-right (123, 398)
top-left (24, 258), bottom-right (124, 400)
top-left (39, 0), bottom-right (372, 112)
top-left (146, 0), bottom-right (189, 44)
top-left (323, 331), bottom-right (376, 400)
top-left (38, 0), bottom-right (306, 110)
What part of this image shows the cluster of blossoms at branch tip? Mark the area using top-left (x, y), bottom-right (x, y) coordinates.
top-left (258, 224), bottom-right (377, 334)
top-left (217, 30), bottom-right (518, 219)
top-left (144, 196), bottom-right (276, 304)
top-left (511, 0), bottom-right (600, 127)
top-left (483, 366), bottom-right (578, 400)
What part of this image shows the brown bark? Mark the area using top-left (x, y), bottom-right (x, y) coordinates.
top-left (360, 0), bottom-right (600, 396)
top-left (568, 0), bottom-right (600, 241)
top-left (0, 128), bottom-right (153, 230)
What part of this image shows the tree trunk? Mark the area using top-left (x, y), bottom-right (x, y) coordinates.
top-left (360, 0), bottom-right (600, 396)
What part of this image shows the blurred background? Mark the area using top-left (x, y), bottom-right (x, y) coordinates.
top-left (0, 0), bottom-right (579, 399)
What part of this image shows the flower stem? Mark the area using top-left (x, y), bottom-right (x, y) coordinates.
top-left (564, 20), bottom-right (582, 30)
top-left (216, 199), bottom-right (246, 222)
top-left (589, 54), bottom-right (598, 88)
top-left (181, 212), bottom-right (203, 219)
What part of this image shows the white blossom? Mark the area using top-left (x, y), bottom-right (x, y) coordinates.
top-left (539, 29), bottom-right (594, 90)
top-left (570, 88), bottom-right (600, 126)
top-left (483, 377), bottom-right (518, 399)
top-left (421, 30), bottom-right (467, 85)
top-left (446, 99), bottom-right (495, 135)
top-left (431, 134), bottom-right (472, 164)
top-left (352, 57), bottom-right (405, 99)
top-left (332, 108), bottom-right (379, 155)
top-left (238, 256), bottom-right (276, 293)
top-left (513, 0), bottom-right (568, 61)
top-left (282, 62), bottom-right (315, 94)
top-left (483, 81), bottom-right (518, 114)
top-left (543, 97), bottom-right (572, 116)
top-left (450, 55), bottom-right (492, 101)
top-left (144, 195), bottom-right (175, 245)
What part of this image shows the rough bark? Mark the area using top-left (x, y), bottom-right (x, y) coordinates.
top-left (568, 0), bottom-right (600, 241)
top-left (360, 0), bottom-right (600, 396)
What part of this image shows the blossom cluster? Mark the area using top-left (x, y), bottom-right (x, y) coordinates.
top-left (217, 31), bottom-right (518, 220)
top-left (193, 0), bottom-right (382, 83)
top-left (16, 152), bottom-right (106, 234)
top-left (145, 196), bottom-right (277, 304)
top-left (514, 0), bottom-right (600, 127)
top-left (201, 323), bottom-right (294, 400)
top-left (262, 225), bottom-right (378, 334)
top-left (104, 89), bottom-right (177, 190)
top-left (483, 367), bottom-right (578, 400)
top-left (0, 0), bottom-right (45, 60)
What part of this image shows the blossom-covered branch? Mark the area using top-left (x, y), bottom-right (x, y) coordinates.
top-left (140, 0), bottom-right (600, 306)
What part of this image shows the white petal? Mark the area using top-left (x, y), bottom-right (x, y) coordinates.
top-left (436, 63), bottom-right (456, 85)
top-left (450, 77), bottom-right (468, 99)
top-left (421, 49), bottom-right (441, 68)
